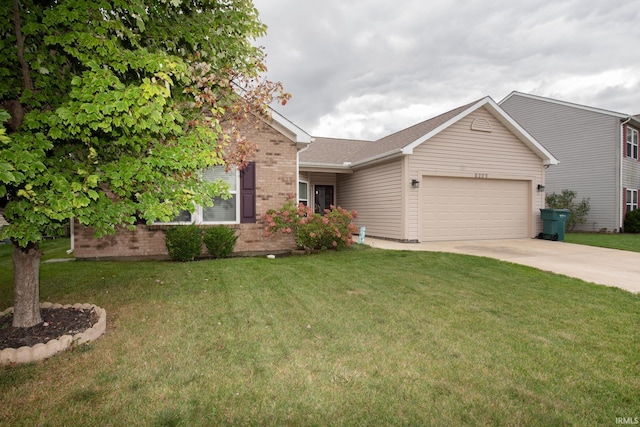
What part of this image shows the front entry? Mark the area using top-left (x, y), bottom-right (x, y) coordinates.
top-left (314, 185), bottom-right (334, 213)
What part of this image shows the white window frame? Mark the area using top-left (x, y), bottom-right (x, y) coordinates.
top-left (200, 167), bottom-right (240, 225)
top-left (298, 180), bottom-right (309, 207)
top-left (627, 189), bottom-right (638, 214)
top-left (158, 166), bottom-right (240, 225)
top-left (627, 127), bottom-right (639, 159)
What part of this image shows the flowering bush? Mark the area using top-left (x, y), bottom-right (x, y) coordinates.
top-left (264, 200), bottom-right (358, 251)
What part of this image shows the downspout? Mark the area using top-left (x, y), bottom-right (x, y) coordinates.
top-left (66, 217), bottom-right (74, 254)
top-left (296, 144), bottom-right (310, 203)
top-left (620, 117), bottom-right (631, 232)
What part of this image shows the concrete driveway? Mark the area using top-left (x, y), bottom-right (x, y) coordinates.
top-left (365, 237), bottom-right (640, 293)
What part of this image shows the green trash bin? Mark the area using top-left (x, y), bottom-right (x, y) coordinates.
top-left (539, 209), bottom-right (570, 241)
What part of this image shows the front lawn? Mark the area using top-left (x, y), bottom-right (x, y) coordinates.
top-left (1, 242), bottom-right (638, 425)
top-left (565, 232), bottom-right (640, 252)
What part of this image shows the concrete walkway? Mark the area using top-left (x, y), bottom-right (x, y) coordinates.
top-left (365, 237), bottom-right (640, 294)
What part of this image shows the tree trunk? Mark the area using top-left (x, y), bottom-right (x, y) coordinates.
top-left (12, 242), bottom-right (43, 328)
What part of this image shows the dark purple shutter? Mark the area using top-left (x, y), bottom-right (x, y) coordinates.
top-left (623, 125), bottom-right (628, 158)
top-left (240, 162), bottom-right (256, 223)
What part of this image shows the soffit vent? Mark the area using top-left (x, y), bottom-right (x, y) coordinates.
top-left (471, 118), bottom-right (492, 132)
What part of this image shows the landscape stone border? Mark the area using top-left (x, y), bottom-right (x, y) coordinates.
top-left (0, 302), bottom-right (106, 365)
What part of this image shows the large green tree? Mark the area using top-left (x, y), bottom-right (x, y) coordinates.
top-left (1, 0), bottom-right (287, 327)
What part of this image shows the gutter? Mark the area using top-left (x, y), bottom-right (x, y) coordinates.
top-left (299, 161), bottom-right (353, 170)
top-left (351, 148), bottom-right (406, 168)
top-left (296, 145), bottom-right (310, 202)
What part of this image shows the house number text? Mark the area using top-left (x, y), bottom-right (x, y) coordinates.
top-left (475, 173), bottom-right (489, 179)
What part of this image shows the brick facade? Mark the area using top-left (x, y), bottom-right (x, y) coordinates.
top-left (73, 118), bottom-right (299, 259)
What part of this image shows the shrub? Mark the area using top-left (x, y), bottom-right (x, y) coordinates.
top-left (203, 226), bottom-right (238, 258)
top-left (545, 189), bottom-right (590, 231)
top-left (624, 209), bottom-right (640, 233)
top-left (164, 225), bottom-right (202, 261)
top-left (264, 200), bottom-right (358, 251)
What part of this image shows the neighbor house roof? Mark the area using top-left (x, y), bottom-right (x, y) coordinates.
top-left (500, 91), bottom-right (640, 128)
top-left (301, 96), bottom-right (558, 168)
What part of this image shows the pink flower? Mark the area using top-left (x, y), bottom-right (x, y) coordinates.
top-left (310, 232), bottom-right (316, 238)
top-left (284, 227), bottom-right (292, 233)
top-left (332, 241), bottom-right (338, 247)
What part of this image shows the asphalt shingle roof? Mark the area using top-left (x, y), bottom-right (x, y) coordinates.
top-left (300, 137), bottom-right (373, 165)
top-left (301, 99), bottom-right (481, 166)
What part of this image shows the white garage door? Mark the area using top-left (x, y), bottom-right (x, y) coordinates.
top-left (420, 177), bottom-right (530, 241)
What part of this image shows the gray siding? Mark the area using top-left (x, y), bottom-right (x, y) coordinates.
top-left (501, 95), bottom-right (621, 231)
top-left (336, 159), bottom-right (403, 239)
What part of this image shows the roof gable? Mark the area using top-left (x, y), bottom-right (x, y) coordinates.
top-left (268, 108), bottom-right (313, 147)
top-left (349, 100), bottom-right (478, 164)
top-left (300, 96), bottom-right (558, 167)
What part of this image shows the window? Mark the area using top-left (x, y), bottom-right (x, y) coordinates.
top-left (298, 181), bottom-right (308, 206)
top-left (627, 189), bottom-right (638, 214)
top-left (626, 127), bottom-right (639, 159)
top-left (164, 166), bottom-right (240, 224)
top-left (201, 167), bottom-right (239, 223)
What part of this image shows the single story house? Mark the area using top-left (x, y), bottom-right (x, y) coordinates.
top-left (299, 96), bottom-right (558, 242)
top-left (500, 91), bottom-right (640, 232)
top-left (74, 96), bottom-right (558, 258)
top-left (73, 111), bottom-right (312, 258)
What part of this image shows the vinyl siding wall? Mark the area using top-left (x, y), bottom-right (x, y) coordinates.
top-left (501, 96), bottom-right (621, 231)
top-left (336, 159), bottom-right (404, 240)
top-left (408, 107), bottom-right (545, 241)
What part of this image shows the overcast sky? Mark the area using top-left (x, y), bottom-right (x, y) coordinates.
top-left (252, 0), bottom-right (640, 140)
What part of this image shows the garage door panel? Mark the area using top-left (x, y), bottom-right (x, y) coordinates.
top-left (420, 177), bottom-right (529, 241)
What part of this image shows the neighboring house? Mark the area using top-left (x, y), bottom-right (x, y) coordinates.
top-left (299, 96), bottom-right (557, 242)
top-left (73, 111), bottom-right (312, 258)
top-left (500, 91), bottom-right (640, 232)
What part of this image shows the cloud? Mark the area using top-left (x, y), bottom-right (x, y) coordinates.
top-left (254, 0), bottom-right (640, 139)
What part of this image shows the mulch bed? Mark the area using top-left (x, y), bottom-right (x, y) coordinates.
top-left (0, 307), bottom-right (98, 350)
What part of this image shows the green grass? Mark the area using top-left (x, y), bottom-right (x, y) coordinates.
top-left (565, 232), bottom-right (640, 252)
top-left (1, 243), bottom-right (639, 425)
